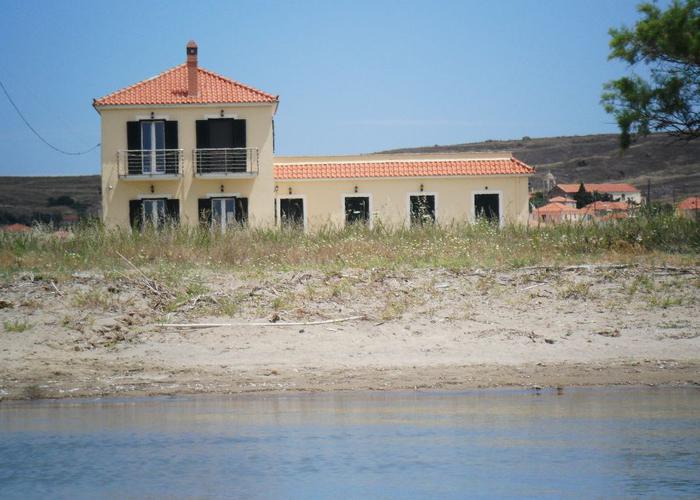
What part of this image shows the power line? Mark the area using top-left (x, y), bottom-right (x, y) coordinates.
top-left (0, 79), bottom-right (100, 156)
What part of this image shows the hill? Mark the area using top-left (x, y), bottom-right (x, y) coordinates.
top-left (0, 133), bottom-right (698, 225)
top-left (383, 133), bottom-right (700, 202)
top-left (0, 175), bottom-right (100, 225)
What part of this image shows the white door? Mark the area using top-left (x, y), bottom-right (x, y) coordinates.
top-left (211, 198), bottom-right (236, 233)
top-left (142, 199), bottom-right (166, 228)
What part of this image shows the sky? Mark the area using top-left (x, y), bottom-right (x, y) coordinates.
top-left (0, 0), bottom-right (651, 176)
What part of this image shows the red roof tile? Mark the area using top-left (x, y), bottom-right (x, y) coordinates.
top-left (556, 183), bottom-right (639, 194)
top-left (534, 202), bottom-right (580, 214)
top-left (274, 157), bottom-right (534, 180)
top-left (2, 224), bottom-right (31, 233)
top-left (582, 201), bottom-right (630, 213)
top-left (678, 196), bottom-right (700, 210)
top-left (94, 64), bottom-right (277, 106)
top-left (549, 196), bottom-right (572, 203)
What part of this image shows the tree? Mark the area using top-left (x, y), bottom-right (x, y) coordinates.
top-left (602, 0), bottom-right (700, 148)
top-left (529, 191), bottom-right (547, 209)
top-left (574, 183), bottom-right (593, 209)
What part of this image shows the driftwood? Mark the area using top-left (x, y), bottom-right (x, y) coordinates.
top-left (161, 315), bottom-right (365, 329)
top-left (115, 251), bottom-right (172, 300)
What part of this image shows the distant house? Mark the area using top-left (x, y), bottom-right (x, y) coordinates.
top-left (2, 224), bottom-right (31, 233)
top-left (550, 183), bottom-right (642, 204)
top-left (677, 197), bottom-right (700, 220)
top-left (548, 196), bottom-right (576, 207)
top-left (581, 201), bottom-right (631, 220)
top-left (59, 213), bottom-right (80, 227)
top-left (531, 202), bottom-right (583, 224)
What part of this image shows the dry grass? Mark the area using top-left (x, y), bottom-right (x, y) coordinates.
top-left (0, 214), bottom-right (698, 283)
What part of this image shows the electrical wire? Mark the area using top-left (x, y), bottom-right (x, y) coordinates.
top-left (0, 79), bottom-right (100, 156)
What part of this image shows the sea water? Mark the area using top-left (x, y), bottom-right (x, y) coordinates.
top-left (1, 386), bottom-right (699, 499)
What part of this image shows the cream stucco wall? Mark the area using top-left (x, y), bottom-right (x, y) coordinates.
top-left (98, 103), bottom-right (276, 228)
top-left (273, 174), bottom-right (530, 230)
top-left (99, 109), bottom-right (531, 230)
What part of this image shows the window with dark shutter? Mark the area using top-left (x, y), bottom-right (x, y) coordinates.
top-left (235, 197), bottom-right (249, 225)
top-left (129, 199), bottom-right (143, 230)
top-left (165, 199), bottom-right (180, 225)
top-left (196, 120), bottom-right (210, 148)
top-left (164, 121), bottom-right (179, 174)
top-left (164, 121), bottom-right (178, 149)
top-left (231, 120), bottom-right (246, 148)
top-left (126, 122), bottom-right (141, 174)
top-left (410, 195), bottom-right (436, 225)
top-left (197, 198), bottom-right (212, 226)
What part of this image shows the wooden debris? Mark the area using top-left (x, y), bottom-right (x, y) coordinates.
top-left (161, 315), bottom-right (365, 329)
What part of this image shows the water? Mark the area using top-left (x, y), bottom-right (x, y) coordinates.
top-left (1, 387), bottom-right (699, 499)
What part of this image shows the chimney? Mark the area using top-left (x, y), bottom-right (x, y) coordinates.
top-left (186, 40), bottom-right (198, 97)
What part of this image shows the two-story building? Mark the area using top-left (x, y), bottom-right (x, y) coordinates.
top-left (95, 42), bottom-right (534, 231)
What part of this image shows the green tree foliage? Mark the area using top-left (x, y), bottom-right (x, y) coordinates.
top-left (574, 183), bottom-right (593, 208)
top-left (602, 0), bottom-right (700, 148)
top-left (529, 191), bottom-right (547, 209)
top-left (574, 183), bottom-right (613, 209)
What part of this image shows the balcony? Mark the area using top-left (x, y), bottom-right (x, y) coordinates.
top-left (193, 148), bottom-right (259, 178)
top-left (118, 149), bottom-right (183, 179)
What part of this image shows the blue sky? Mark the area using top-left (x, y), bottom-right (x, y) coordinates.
top-left (0, 0), bottom-right (649, 175)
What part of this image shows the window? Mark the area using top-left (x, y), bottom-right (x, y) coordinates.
top-left (211, 198), bottom-right (236, 233)
top-left (128, 199), bottom-right (179, 230)
top-left (279, 198), bottom-right (304, 229)
top-left (195, 118), bottom-right (247, 173)
top-left (141, 121), bottom-right (165, 174)
top-left (126, 120), bottom-right (178, 175)
top-left (474, 193), bottom-right (500, 224)
top-left (409, 195), bottom-right (436, 225)
top-left (344, 196), bottom-right (370, 225)
top-left (142, 198), bottom-right (166, 226)
top-left (198, 197), bottom-right (249, 230)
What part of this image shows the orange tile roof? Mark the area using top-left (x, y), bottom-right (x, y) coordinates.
top-left (549, 196), bottom-right (572, 203)
top-left (534, 202), bottom-right (580, 214)
top-left (678, 196), bottom-right (700, 210)
top-left (557, 183), bottom-right (639, 194)
top-left (274, 157), bottom-right (534, 180)
top-left (94, 64), bottom-right (278, 106)
top-left (598, 212), bottom-right (629, 221)
top-left (582, 201), bottom-right (630, 213)
top-left (2, 223), bottom-right (31, 233)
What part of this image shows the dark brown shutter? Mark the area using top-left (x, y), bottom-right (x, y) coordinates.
top-left (195, 120), bottom-right (209, 148)
top-left (232, 120), bottom-right (246, 148)
top-left (165, 199), bottom-right (180, 224)
top-left (197, 198), bottom-right (212, 225)
top-left (126, 122), bottom-right (141, 173)
top-left (128, 199), bottom-right (142, 230)
top-left (164, 121), bottom-right (178, 149)
top-left (235, 197), bottom-right (248, 224)
top-left (127, 121), bottom-right (140, 149)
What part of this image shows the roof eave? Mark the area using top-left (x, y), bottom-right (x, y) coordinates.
top-left (273, 172), bottom-right (534, 182)
top-left (92, 100), bottom-right (278, 110)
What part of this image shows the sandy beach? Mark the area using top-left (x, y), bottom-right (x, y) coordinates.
top-left (1, 264), bottom-right (699, 399)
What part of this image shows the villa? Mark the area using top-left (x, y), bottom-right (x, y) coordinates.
top-left (549, 183), bottom-right (642, 204)
top-left (94, 42), bottom-right (534, 231)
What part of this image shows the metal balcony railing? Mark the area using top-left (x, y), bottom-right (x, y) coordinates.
top-left (193, 148), bottom-right (259, 176)
top-left (118, 149), bottom-right (183, 177)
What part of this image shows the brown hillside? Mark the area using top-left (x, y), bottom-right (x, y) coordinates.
top-left (383, 133), bottom-right (700, 202)
top-left (0, 175), bottom-right (100, 225)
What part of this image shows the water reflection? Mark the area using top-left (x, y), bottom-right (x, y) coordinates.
top-left (1, 387), bottom-right (699, 498)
